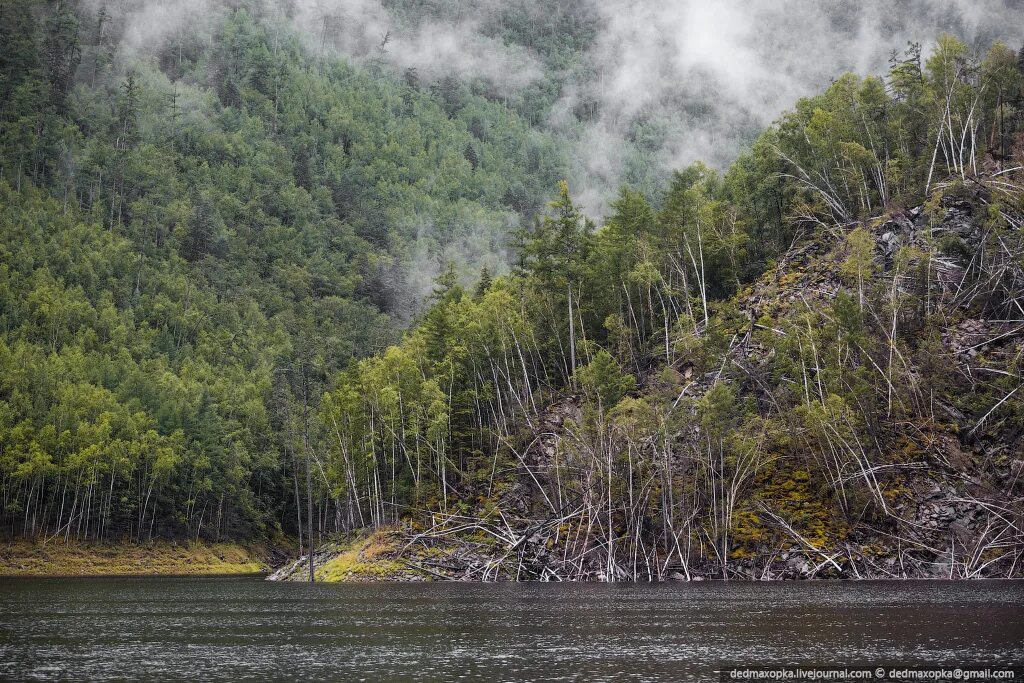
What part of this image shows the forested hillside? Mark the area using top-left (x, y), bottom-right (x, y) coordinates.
top-left (306, 36), bottom-right (1024, 579)
top-left (0, 0), bottom-right (565, 541)
top-left (2, 0), bottom-right (1024, 580)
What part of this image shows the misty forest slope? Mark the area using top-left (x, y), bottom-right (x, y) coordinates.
top-left (306, 37), bottom-right (1024, 580)
top-left (3, 0), bottom-right (1024, 581)
top-left (0, 0), bottom-right (565, 541)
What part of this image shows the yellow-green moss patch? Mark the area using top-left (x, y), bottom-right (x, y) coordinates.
top-left (316, 529), bottom-right (404, 581)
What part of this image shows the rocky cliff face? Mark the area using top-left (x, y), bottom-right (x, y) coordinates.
top-left (678, 184), bottom-right (1024, 579)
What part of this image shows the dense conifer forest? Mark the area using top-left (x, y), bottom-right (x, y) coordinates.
top-left (2, 0), bottom-right (1023, 579)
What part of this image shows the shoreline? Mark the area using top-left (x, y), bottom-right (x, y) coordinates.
top-left (5, 532), bottom-right (1020, 582)
top-left (0, 539), bottom-right (272, 577)
top-left (268, 528), bottom-right (1024, 583)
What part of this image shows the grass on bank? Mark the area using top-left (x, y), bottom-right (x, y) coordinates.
top-left (0, 539), bottom-right (270, 576)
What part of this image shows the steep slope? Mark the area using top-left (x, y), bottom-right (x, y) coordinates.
top-left (299, 34), bottom-right (1024, 581)
top-left (653, 181), bottom-right (1024, 578)
top-left (300, 178), bottom-right (1024, 581)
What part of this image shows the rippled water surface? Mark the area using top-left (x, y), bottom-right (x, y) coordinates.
top-left (0, 576), bottom-right (1022, 681)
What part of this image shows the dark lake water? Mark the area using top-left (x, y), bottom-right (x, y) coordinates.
top-left (0, 576), bottom-right (1021, 681)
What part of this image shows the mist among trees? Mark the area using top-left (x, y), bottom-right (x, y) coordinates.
top-left (2, 0), bottom-right (1023, 581)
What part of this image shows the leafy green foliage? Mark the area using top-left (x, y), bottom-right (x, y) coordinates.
top-left (0, 0), bottom-right (565, 540)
